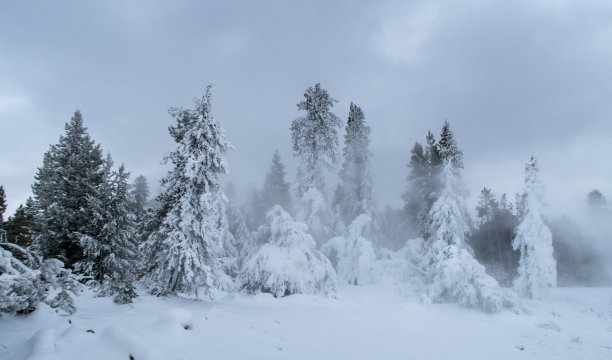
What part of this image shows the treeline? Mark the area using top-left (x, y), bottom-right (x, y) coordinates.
top-left (1, 82), bottom-right (610, 315)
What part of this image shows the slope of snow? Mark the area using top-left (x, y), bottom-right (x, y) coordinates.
top-left (0, 285), bottom-right (610, 360)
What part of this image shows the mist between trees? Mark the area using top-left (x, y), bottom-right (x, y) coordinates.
top-left (1, 82), bottom-right (610, 315)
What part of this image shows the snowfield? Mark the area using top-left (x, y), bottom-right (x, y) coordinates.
top-left (1, 284), bottom-right (611, 360)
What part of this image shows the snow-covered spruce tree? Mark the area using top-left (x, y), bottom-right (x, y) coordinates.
top-left (468, 189), bottom-right (518, 286)
top-left (31, 110), bottom-right (105, 268)
top-left (512, 155), bottom-right (556, 299)
top-left (0, 185), bottom-right (6, 225)
top-left (131, 175), bottom-right (150, 225)
top-left (244, 185), bottom-right (266, 231)
top-left (261, 150), bottom-right (292, 214)
top-left (321, 214), bottom-right (376, 285)
top-left (141, 83), bottom-right (233, 297)
top-left (333, 103), bottom-right (373, 225)
top-left (225, 200), bottom-right (254, 270)
top-left (78, 156), bottom-right (139, 302)
top-left (291, 83), bottom-right (341, 196)
top-left (421, 122), bottom-right (508, 312)
top-left (240, 206), bottom-right (337, 297)
top-left (291, 83), bottom-right (341, 246)
top-left (403, 130), bottom-right (443, 238)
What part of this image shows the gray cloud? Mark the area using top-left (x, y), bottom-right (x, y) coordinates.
top-left (1, 0), bottom-right (611, 222)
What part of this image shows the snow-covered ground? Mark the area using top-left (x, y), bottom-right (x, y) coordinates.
top-left (1, 283), bottom-right (611, 360)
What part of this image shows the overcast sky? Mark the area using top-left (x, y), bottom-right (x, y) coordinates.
top-left (1, 0), bottom-right (611, 219)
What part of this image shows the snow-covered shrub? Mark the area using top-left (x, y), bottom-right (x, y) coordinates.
top-left (321, 214), bottom-right (376, 285)
top-left (0, 245), bottom-right (42, 314)
top-left (513, 155), bottom-right (556, 299)
top-left (295, 188), bottom-right (335, 247)
top-left (1, 244), bottom-right (81, 315)
top-left (240, 206), bottom-right (337, 297)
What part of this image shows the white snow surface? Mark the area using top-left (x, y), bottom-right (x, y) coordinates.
top-left (1, 285), bottom-right (611, 360)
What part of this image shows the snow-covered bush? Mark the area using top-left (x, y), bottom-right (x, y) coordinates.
top-left (240, 206), bottom-right (337, 297)
top-left (321, 214), bottom-right (376, 285)
top-left (513, 155), bottom-right (556, 299)
top-left (1, 244), bottom-right (81, 315)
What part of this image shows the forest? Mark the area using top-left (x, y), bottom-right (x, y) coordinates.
top-left (2, 82), bottom-right (610, 317)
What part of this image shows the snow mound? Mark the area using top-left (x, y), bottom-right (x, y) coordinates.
top-left (154, 308), bottom-right (194, 332)
top-left (241, 206), bottom-right (337, 297)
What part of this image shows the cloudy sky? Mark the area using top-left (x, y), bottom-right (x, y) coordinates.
top-left (1, 0), bottom-right (611, 219)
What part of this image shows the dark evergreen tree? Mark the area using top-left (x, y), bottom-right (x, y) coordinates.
top-left (586, 189), bottom-right (606, 208)
top-left (131, 175), bottom-right (150, 224)
top-left (0, 185), bottom-right (6, 225)
top-left (291, 83), bottom-right (341, 196)
top-left (437, 121), bottom-right (463, 169)
top-left (260, 150), bottom-right (292, 213)
top-left (78, 155), bottom-right (138, 301)
top-left (3, 198), bottom-right (36, 261)
top-left (141, 83), bottom-right (233, 297)
top-left (402, 142), bottom-right (429, 235)
top-left (468, 188), bottom-right (519, 286)
top-left (31, 110), bottom-right (105, 268)
top-left (334, 103), bottom-right (373, 225)
top-left (403, 122), bottom-right (458, 238)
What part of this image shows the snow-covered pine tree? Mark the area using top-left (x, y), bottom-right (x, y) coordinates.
top-left (31, 110), bottom-right (105, 268)
top-left (3, 198), bottom-right (36, 261)
top-left (321, 214), bottom-right (376, 285)
top-left (291, 83), bottom-right (341, 245)
top-left (586, 189), bottom-right (606, 209)
top-left (141, 83), bottom-right (233, 297)
top-left (225, 200), bottom-right (254, 269)
top-left (334, 103), bottom-right (373, 225)
top-left (421, 122), bottom-right (508, 312)
top-left (244, 185), bottom-right (266, 231)
top-left (0, 185), bottom-right (6, 225)
top-left (468, 189), bottom-right (519, 286)
top-left (131, 175), bottom-right (150, 225)
top-left (403, 129), bottom-right (444, 238)
top-left (261, 150), bottom-right (292, 214)
top-left (512, 155), bottom-right (556, 299)
top-left (240, 206), bottom-right (337, 297)
top-left (79, 155), bottom-right (139, 302)
top-left (291, 83), bottom-right (341, 196)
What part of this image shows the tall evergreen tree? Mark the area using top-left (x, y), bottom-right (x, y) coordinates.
top-left (291, 83), bottom-right (341, 196)
top-left (78, 155), bottom-right (138, 302)
top-left (437, 121), bottom-right (463, 169)
top-left (4, 198), bottom-right (36, 261)
top-left (0, 185), bottom-right (6, 225)
top-left (31, 110), bottom-right (105, 268)
top-left (334, 103), bottom-right (373, 224)
top-left (141, 84), bottom-right (233, 297)
top-left (260, 150), bottom-right (292, 213)
top-left (586, 189), bottom-right (606, 209)
top-left (402, 142), bottom-right (429, 235)
top-left (469, 188), bottom-right (519, 286)
top-left (131, 175), bottom-right (150, 224)
top-left (512, 155), bottom-right (556, 299)
top-left (421, 156), bottom-right (508, 311)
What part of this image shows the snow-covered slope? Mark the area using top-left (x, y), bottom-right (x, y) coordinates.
top-left (1, 285), bottom-right (610, 360)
